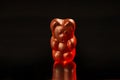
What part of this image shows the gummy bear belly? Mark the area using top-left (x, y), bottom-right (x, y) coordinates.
top-left (52, 48), bottom-right (75, 63)
top-left (58, 42), bottom-right (68, 52)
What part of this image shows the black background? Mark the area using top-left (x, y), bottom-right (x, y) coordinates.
top-left (0, 0), bottom-right (120, 80)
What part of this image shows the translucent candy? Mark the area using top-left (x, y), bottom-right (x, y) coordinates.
top-left (50, 18), bottom-right (77, 64)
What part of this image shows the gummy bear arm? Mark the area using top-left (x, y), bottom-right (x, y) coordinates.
top-left (67, 36), bottom-right (77, 50)
top-left (71, 36), bottom-right (77, 47)
top-left (51, 36), bottom-right (58, 49)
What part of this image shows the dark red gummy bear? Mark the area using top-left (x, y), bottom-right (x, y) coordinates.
top-left (50, 18), bottom-right (77, 64)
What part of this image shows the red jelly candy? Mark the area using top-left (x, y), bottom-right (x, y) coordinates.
top-left (50, 18), bottom-right (77, 63)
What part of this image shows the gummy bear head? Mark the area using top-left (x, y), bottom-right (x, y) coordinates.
top-left (50, 18), bottom-right (76, 42)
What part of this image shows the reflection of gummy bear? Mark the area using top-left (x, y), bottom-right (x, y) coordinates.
top-left (52, 61), bottom-right (76, 80)
top-left (50, 18), bottom-right (77, 63)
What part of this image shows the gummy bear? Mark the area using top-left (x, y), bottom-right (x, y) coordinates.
top-left (50, 18), bottom-right (77, 64)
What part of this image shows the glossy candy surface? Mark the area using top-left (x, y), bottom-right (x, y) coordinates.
top-left (50, 18), bottom-right (77, 64)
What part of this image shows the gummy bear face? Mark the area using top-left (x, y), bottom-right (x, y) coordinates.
top-left (54, 25), bottom-right (74, 42)
top-left (50, 18), bottom-right (75, 42)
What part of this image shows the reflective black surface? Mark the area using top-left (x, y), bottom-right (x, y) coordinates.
top-left (0, 0), bottom-right (120, 80)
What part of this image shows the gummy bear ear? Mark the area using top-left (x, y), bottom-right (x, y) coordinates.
top-left (50, 18), bottom-right (60, 32)
top-left (64, 19), bottom-right (76, 31)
